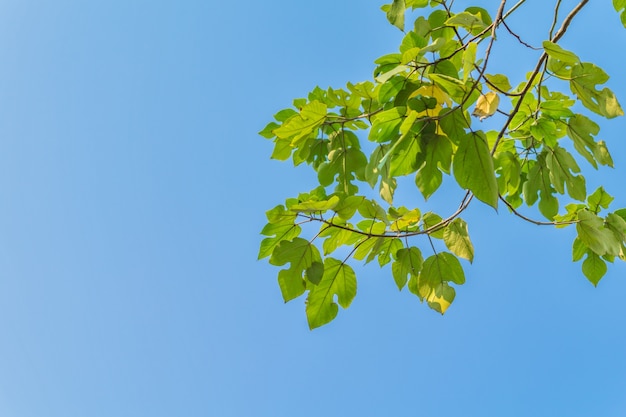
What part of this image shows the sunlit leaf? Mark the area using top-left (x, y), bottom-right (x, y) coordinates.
top-left (576, 211), bottom-right (621, 256)
top-left (306, 258), bottom-right (357, 329)
top-left (472, 92), bottom-right (499, 121)
top-left (542, 41), bottom-right (580, 64)
top-left (383, 0), bottom-right (406, 31)
top-left (443, 218), bottom-right (474, 263)
top-left (392, 247), bottom-right (423, 290)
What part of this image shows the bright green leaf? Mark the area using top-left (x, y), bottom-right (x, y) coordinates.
top-left (392, 247), bottom-right (423, 290)
top-left (576, 211), bottom-right (621, 256)
top-left (306, 258), bottom-right (357, 329)
top-left (443, 218), bottom-right (474, 263)
top-left (542, 41), bottom-right (580, 64)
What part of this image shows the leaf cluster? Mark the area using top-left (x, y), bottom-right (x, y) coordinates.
top-left (259, 0), bottom-right (626, 328)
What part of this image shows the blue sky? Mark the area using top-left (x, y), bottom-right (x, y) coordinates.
top-left (0, 1), bottom-right (625, 416)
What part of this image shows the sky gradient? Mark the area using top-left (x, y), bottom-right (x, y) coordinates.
top-left (0, 1), bottom-right (625, 416)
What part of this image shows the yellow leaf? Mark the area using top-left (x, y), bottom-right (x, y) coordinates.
top-left (472, 92), bottom-right (499, 121)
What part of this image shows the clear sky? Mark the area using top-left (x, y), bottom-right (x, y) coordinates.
top-left (0, 1), bottom-right (625, 416)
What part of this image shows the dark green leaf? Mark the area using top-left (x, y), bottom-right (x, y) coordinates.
top-left (453, 131), bottom-right (499, 208)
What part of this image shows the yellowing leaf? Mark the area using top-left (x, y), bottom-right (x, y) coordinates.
top-left (472, 92), bottom-right (499, 121)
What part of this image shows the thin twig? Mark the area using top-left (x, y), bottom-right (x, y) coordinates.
top-left (499, 196), bottom-right (577, 226)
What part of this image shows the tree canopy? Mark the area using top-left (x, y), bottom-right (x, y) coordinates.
top-left (259, 0), bottom-right (626, 329)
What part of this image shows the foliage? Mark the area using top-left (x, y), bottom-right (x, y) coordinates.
top-left (259, 0), bottom-right (626, 329)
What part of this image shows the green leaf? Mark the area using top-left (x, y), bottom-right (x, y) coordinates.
top-left (542, 41), bottom-right (580, 64)
top-left (320, 225), bottom-right (361, 255)
top-left (290, 195), bottom-right (340, 213)
top-left (390, 208), bottom-right (421, 231)
top-left (572, 238), bottom-right (587, 262)
top-left (465, 7), bottom-right (492, 27)
top-left (582, 252), bottom-right (607, 286)
top-left (333, 196), bottom-right (366, 220)
top-left (258, 223), bottom-right (301, 260)
top-left (485, 74), bottom-right (512, 92)
top-left (384, 0), bottom-right (406, 31)
top-left (421, 252), bottom-right (465, 285)
top-left (606, 212), bottom-right (626, 241)
top-left (462, 42), bottom-right (477, 82)
top-left (426, 282), bottom-right (456, 314)
top-left (273, 101), bottom-right (328, 143)
top-left (587, 187), bottom-right (613, 213)
top-left (306, 258), bottom-right (357, 329)
top-left (495, 151), bottom-right (521, 195)
top-left (369, 107), bottom-right (404, 143)
top-left (412, 253), bottom-right (464, 314)
top-left (317, 146), bottom-right (368, 195)
top-left (392, 247), bottom-right (423, 290)
top-left (353, 236), bottom-right (387, 263)
top-left (377, 238), bottom-right (403, 267)
top-left (445, 11), bottom-right (487, 34)
top-left (453, 131), bottom-right (499, 208)
top-left (544, 146), bottom-right (586, 201)
top-left (306, 261), bottom-right (325, 285)
top-left (427, 74), bottom-right (467, 102)
top-left (277, 269), bottom-right (306, 303)
top-left (576, 211), bottom-right (621, 256)
top-left (422, 212), bottom-right (445, 239)
top-left (530, 117), bottom-right (557, 147)
top-left (567, 114), bottom-right (603, 168)
top-left (358, 199), bottom-right (388, 222)
top-left (443, 218), bottom-right (474, 263)
top-left (570, 63), bottom-right (624, 119)
top-left (523, 156), bottom-right (559, 219)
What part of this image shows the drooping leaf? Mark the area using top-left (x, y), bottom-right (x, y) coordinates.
top-left (392, 247), bottom-right (423, 290)
top-left (462, 42), bottom-right (477, 82)
top-left (411, 253), bottom-right (464, 314)
top-left (443, 218), bottom-right (474, 263)
top-left (383, 0), bottom-right (406, 31)
top-left (453, 131), bottom-right (499, 208)
top-left (523, 156), bottom-right (559, 219)
top-left (576, 210), bottom-right (621, 256)
top-left (545, 146), bottom-right (586, 201)
top-left (582, 252), bottom-right (607, 286)
top-left (472, 92), bottom-right (499, 121)
top-left (306, 258), bottom-right (357, 329)
top-left (420, 252), bottom-right (465, 285)
top-left (415, 134), bottom-right (452, 200)
top-left (567, 114), bottom-right (602, 168)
